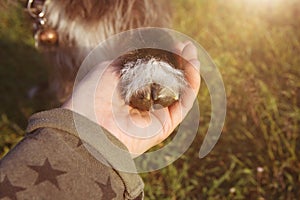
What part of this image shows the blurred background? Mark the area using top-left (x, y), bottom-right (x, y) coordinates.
top-left (0, 0), bottom-right (299, 199)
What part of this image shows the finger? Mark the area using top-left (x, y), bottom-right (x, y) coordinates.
top-left (181, 42), bottom-right (201, 92)
top-left (183, 40), bottom-right (192, 46)
top-left (174, 41), bottom-right (185, 54)
top-left (168, 86), bottom-right (197, 126)
top-left (188, 58), bottom-right (201, 72)
top-left (167, 101), bottom-right (183, 127)
top-left (167, 42), bottom-right (201, 127)
top-left (168, 64), bottom-right (200, 126)
top-left (184, 61), bottom-right (201, 93)
top-left (182, 42), bottom-right (198, 63)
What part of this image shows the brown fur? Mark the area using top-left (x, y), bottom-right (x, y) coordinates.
top-left (41, 0), bottom-right (172, 102)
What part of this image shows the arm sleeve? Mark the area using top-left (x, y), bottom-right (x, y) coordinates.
top-left (0, 108), bottom-right (144, 200)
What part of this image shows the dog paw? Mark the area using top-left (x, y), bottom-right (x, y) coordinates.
top-left (117, 49), bottom-right (187, 111)
top-left (129, 83), bottom-right (179, 111)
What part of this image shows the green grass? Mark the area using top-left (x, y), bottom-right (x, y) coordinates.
top-left (1, 0), bottom-right (299, 199)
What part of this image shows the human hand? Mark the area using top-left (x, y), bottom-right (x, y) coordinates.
top-left (63, 41), bottom-right (200, 157)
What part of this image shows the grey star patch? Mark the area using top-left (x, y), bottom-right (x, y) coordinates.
top-left (0, 175), bottom-right (26, 200)
top-left (95, 176), bottom-right (117, 200)
top-left (28, 158), bottom-right (67, 190)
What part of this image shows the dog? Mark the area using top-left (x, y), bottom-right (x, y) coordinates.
top-left (27, 0), bottom-right (187, 111)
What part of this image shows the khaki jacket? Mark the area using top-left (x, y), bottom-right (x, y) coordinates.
top-left (0, 109), bottom-right (144, 200)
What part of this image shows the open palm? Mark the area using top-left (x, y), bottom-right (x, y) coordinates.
top-left (64, 42), bottom-right (200, 157)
